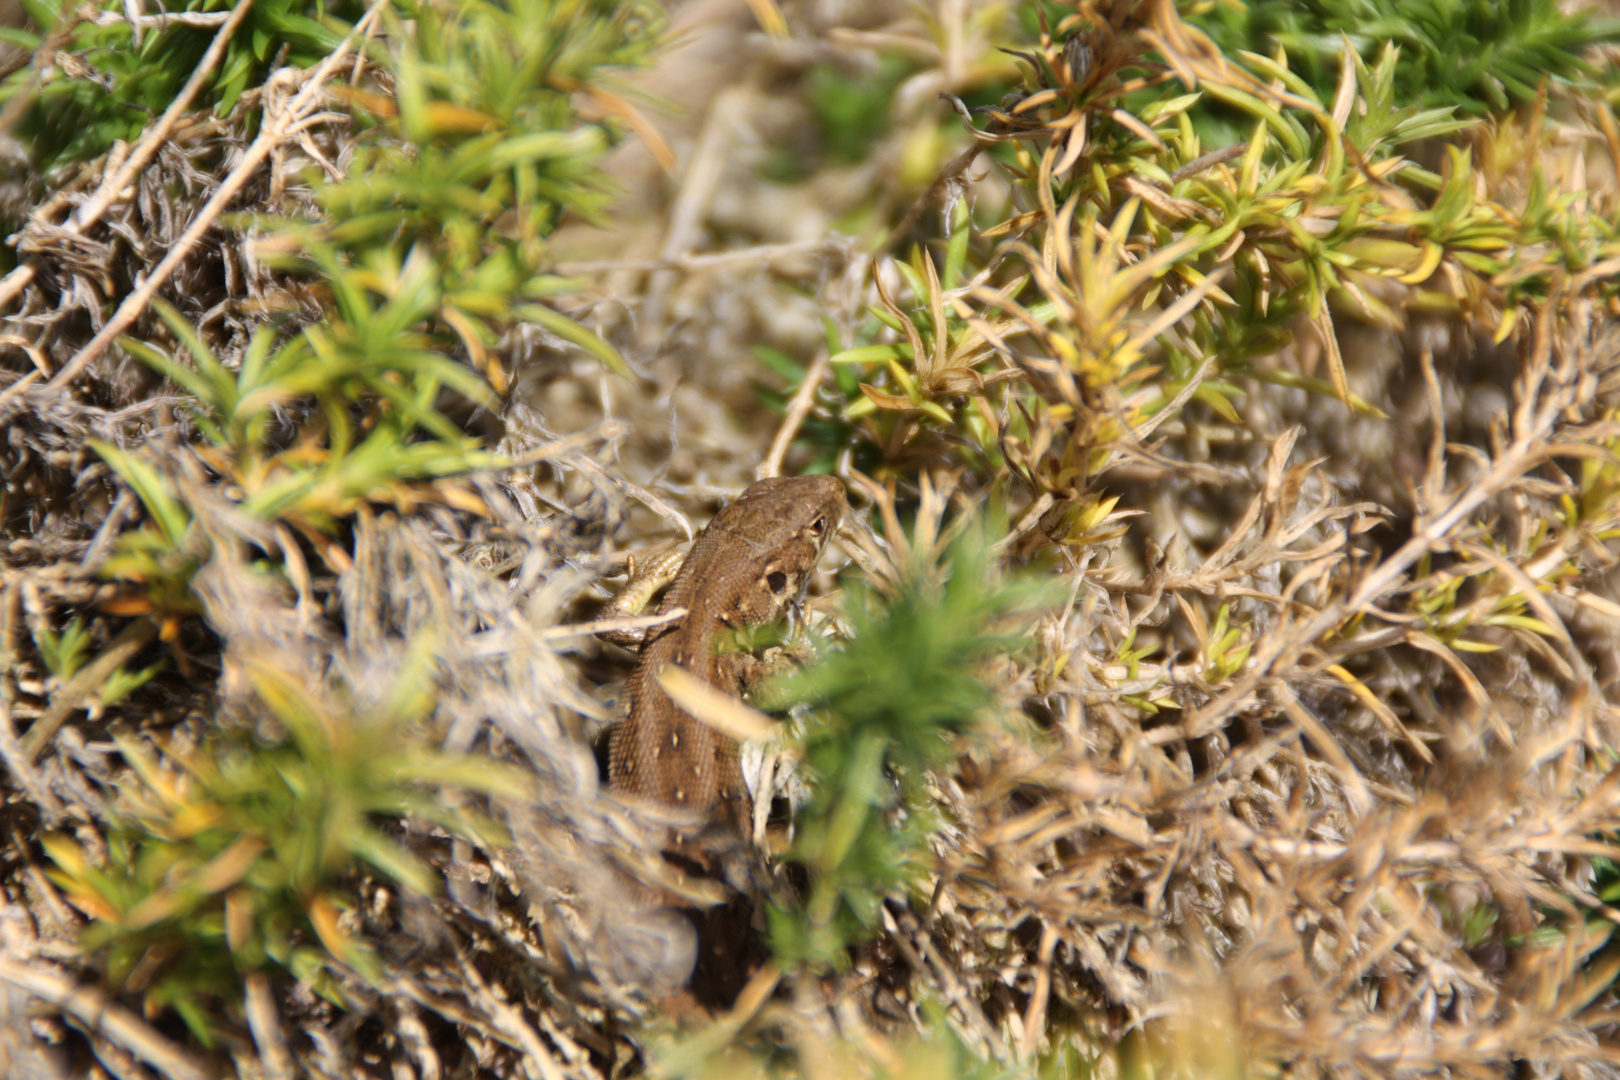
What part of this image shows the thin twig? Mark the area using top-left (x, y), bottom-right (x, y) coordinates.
top-left (536, 608), bottom-right (685, 641)
top-left (760, 351), bottom-right (831, 480)
top-left (879, 138), bottom-right (986, 255)
top-left (72, 0), bottom-right (256, 231)
top-left (78, 489), bottom-right (137, 574)
top-left (0, 370), bottom-right (40, 410)
top-left (638, 84), bottom-right (747, 337)
top-left (0, 1), bottom-right (257, 315)
top-left (554, 237), bottom-right (847, 275)
top-left (1179, 297), bottom-right (1584, 743)
top-left (0, 584), bottom-right (63, 822)
top-left (243, 973), bottom-right (293, 1080)
top-left (569, 454), bottom-right (694, 541)
top-left (89, 11), bottom-right (233, 28)
top-left (45, 0), bottom-right (385, 392)
top-left (0, 959), bottom-right (212, 1080)
top-left (1170, 141), bottom-right (1248, 183)
top-left (1019, 922), bottom-right (1058, 1058)
top-left (452, 948), bottom-right (566, 1080)
top-left (22, 618), bottom-right (158, 761)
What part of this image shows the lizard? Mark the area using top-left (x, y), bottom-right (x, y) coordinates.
top-left (604, 475), bottom-right (848, 829)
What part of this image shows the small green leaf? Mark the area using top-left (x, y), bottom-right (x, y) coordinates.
top-left (519, 304), bottom-right (634, 379)
top-left (34, 618), bottom-right (91, 680)
top-left (831, 344), bottom-right (913, 365)
top-left (99, 662), bottom-right (164, 707)
top-left (90, 441), bottom-right (191, 547)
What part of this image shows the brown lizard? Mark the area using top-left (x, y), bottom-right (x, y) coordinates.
top-left (605, 475), bottom-right (848, 827)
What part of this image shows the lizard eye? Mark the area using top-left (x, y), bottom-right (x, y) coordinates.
top-left (766, 570), bottom-right (789, 595)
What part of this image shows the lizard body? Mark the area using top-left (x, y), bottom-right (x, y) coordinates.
top-left (607, 475), bottom-right (847, 822)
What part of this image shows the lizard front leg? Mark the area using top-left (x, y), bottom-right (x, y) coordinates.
top-left (597, 547), bottom-right (687, 651)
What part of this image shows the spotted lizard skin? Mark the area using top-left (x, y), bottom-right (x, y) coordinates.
top-left (607, 475), bottom-right (847, 824)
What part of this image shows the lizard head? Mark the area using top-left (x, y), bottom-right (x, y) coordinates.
top-left (707, 475), bottom-right (848, 628)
